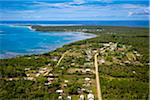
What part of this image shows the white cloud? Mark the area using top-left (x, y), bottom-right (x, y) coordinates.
top-left (70, 0), bottom-right (85, 5)
top-left (127, 5), bottom-right (150, 16)
top-left (122, 4), bottom-right (141, 9)
top-left (93, 0), bottom-right (112, 3)
top-left (33, 0), bottom-right (86, 9)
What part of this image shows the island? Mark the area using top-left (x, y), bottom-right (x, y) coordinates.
top-left (0, 26), bottom-right (149, 100)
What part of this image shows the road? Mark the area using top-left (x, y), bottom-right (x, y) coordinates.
top-left (56, 51), bottom-right (69, 67)
top-left (94, 53), bottom-right (102, 100)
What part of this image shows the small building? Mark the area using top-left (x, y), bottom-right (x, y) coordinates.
top-left (80, 94), bottom-right (85, 100)
top-left (85, 78), bottom-right (90, 81)
top-left (26, 74), bottom-right (30, 77)
top-left (85, 69), bottom-right (91, 73)
top-left (56, 90), bottom-right (63, 93)
top-left (48, 78), bottom-right (54, 81)
top-left (52, 57), bottom-right (59, 61)
top-left (99, 59), bottom-right (105, 64)
top-left (64, 80), bottom-right (69, 83)
top-left (47, 63), bottom-right (51, 66)
top-left (44, 82), bottom-right (51, 85)
top-left (25, 68), bottom-right (30, 71)
top-left (58, 96), bottom-right (62, 100)
top-left (8, 78), bottom-right (13, 81)
top-left (35, 73), bottom-right (40, 77)
top-left (67, 96), bottom-right (72, 100)
top-left (103, 43), bottom-right (110, 47)
top-left (88, 93), bottom-right (94, 100)
top-left (81, 88), bottom-right (86, 92)
top-left (132, 71), bottom-right (136, 74)
top-left (124, 61), bottom-right (131, 64)
top-left (27, 77), bottom-right (34, 81)
top-left (48, 73), bottom-right (54, 76)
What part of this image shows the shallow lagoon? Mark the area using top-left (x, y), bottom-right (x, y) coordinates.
top-left (0, 25), bottom-right (95, 58)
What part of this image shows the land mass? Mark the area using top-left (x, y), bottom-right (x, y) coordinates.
top-left (0, 25), bottom-right (149, 100)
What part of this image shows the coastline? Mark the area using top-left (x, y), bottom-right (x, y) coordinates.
top-left (0, 25), bottom-right (97, 59)
top-left (0, 25), bottom-right (149, 59)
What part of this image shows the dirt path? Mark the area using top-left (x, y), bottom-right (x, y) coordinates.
top-left (94, 53), bottom-right (102, 100)
top-left (56, 51), bottom-right (69, 67)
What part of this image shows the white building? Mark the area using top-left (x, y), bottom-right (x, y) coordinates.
top-left (85, 78), bottom-right (90, 81)
top-left (88, 93), bottom-right (94, 100)
top-left (80, 94), bottom-right (85, 100)
top-left (56, 90), bottom-right (63, 93)
top-left (67, 96), bottom-right (72, 100)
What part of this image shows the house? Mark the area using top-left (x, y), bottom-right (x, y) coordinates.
top-left (64, 80), bottom-right (69, 83)
top-left (88, 93), bottom-right (94, 100)
top-left (52, 57), bottom-right (59, 61)
top-left (35, 73), bottom-right (40, 77)
top-left (80, 94), bottom-right (85, 100)
top-left (44, 82), bottom-right (51, 85)
top-left (103, 43), bottom-right (110, 47)
top-left (85, 78), bottom-right (90, 81)
top-left (99, 59), bottom-right (105, 64)
top-left (47, 63), bottom-right (51, 66)
top-left (67, 96), bottom-right (72, 100)
top-left (24, 68), bottom-right (30, 71)
top-left (81, 88), bottom-right (86, 92)
top-left (26, 74), bottom-right (30, 77)
top-left (56, 90), bottom-right (63, 93)
top-left (58, 96), bottom-right (62, 100)
top-left (132, 71), bottom-right (136, 74)
top-left (48, 77), bottom-right (54, 81)
top-left (27, 77), bottom-right (34, 81)
top-left (62, 83), bottom-right (67, 87)
top-left (85, 69), bottom-right (91, 73)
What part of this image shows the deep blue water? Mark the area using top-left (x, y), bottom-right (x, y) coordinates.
top-left (0, 20), bottom-right (149, 27)
top-left (0, 25), bottom-right (95, 58)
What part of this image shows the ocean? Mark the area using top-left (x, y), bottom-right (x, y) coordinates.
top-left (0, 20), bottom-right (149, 27)
top-left (0, 20), bottom-right (149, 58)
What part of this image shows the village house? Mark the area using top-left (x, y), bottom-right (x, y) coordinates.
top-left (88, 93), bottom-right (94, 100)
top-left (67, 96), bottom-right (72, 100)
top-left (80, 94), bottom-right (85, 100)
top-left (99, 59), bottom-right (105, 64)
top-left (56, 90), bottom-right (63, 94)
top-left (85, 68), bottom-right (91, 73)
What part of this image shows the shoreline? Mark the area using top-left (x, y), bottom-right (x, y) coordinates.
top-left (0, 25), bottom-right (149, 59)
top-left (0, 25), bottom-right (97, 59)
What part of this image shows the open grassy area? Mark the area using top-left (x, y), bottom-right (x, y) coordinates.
top-left (0, 26), bottom-right (149, 100)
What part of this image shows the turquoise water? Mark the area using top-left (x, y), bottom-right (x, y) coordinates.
top-left (0, 25), bottom-right (95, 58)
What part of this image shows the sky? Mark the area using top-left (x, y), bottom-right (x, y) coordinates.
top-left (0, 0), bottom-right (149, 21)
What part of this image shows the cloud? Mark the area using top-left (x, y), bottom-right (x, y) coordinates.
top-left (122, 4), bottom-right (141, 9)
top-left (0, 0), bottom-right (149, 20)
top-left (33, 0), bottom-right (86, 8)
top-left (128, 6), bottom-right (150, 16)
top-left (70, 0), bottom-right (85, 5)
top-left (128, 12), bottom-right (149, 16)
top-left (93, 0), bottom-right (112, 3)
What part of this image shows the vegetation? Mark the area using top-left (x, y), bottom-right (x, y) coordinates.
top-left (0, 26), bottom-right (149, 100)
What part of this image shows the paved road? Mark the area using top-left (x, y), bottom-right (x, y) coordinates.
top-left (94, 53), bottom-right (102, 100)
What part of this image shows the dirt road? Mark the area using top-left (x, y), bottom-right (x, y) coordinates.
top-left (94, 53), bottom-right (102, 100)
top-left (56, 51), bottom-right (69, 67)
